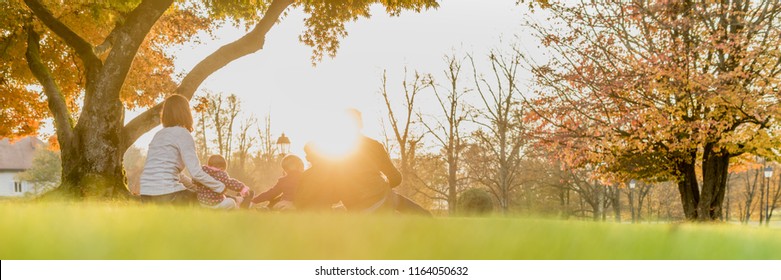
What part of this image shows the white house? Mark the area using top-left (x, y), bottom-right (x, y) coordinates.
top-left (0, 137), bottom-right (44, 197)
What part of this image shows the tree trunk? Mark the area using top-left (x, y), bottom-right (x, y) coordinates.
top-left (600, 187), bottom-right (607, 221)
top-left (769, 178), bottom-right (781, 222)
top-left (647, 200), bottom-right (652, 222)
top-left (45, 73), bottom-right (130, 199)
top-left (628, 189), bottom-right (636, 223)
top-left (54, 58), bottom-right (133, 198)
top-left (58, 135), bottom-right (128, 198)
top-left (592, 203), bottom-right (600, 221)
top-left (612, 186), bottom-right (621, 223)
top-left (559, 187), bottom-right (566, 218)
top-left (764, 178), bottom-right (772, 225)
top-left (676, 152), bottom-right (700, 220)
top-left (637, 190), bottom-right (644, 222)
top-left (593, 188), bottom-right (602, 221)
top-left (725, 180), bottom-right (730, 222)
top-left (447, 153), bottom-right (458, 215)
top-left (698, 144), bottom-right (730, 221)
top-left (636, 185), bottom-right (651, 222)
top-left (565, 189), bottom-right (570, 219)
top-left (759, 175), bottom-right (766, 224)
top-left (743, 169), bottom-right (759, 224)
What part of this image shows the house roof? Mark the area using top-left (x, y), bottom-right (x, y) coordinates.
top-left (0, 137), bottom-right (44, 171)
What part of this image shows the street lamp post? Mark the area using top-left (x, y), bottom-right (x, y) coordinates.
top-left (764, 166), bottom-right (773, 226)
top-left (276, 133), bottom-right (291, 156)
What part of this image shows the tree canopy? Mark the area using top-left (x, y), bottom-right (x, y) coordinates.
top-left (525, 0), bottom-right (781, 220)
top-left (1, 0), bottom-right (439, 140)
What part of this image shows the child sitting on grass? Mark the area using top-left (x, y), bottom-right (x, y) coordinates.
top-left (251, 155), bottom-right (304, 210)
top-left (189, 154), bottom-right (253, 209)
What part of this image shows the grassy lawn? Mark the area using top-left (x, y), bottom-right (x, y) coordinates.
top-left (1, 202), bottom-right (780, 259)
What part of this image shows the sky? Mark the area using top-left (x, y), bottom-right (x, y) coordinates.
top-left (125, 0), bottom-right (539, 157)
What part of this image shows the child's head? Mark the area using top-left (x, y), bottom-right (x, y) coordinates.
top-left (281, 154), bottom-right (305, 174)
top-left (207, 154), bottom-right (227, 170)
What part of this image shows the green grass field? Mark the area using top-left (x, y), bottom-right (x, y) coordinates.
top-left (1, 202), bottom-right (780, 259)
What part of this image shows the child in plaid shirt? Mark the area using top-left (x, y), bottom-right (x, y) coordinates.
top-left (189, 155), bottom-right (252, 209)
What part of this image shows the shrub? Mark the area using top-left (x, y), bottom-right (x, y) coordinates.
top-left (458, 188), bottom-right (493, 215)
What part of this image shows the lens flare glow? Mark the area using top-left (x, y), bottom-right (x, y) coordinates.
top-left (307, 111), bottom-right (361, 160)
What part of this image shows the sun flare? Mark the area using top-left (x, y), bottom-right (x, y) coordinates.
top-left (306, 110), bottom-right (362, 160)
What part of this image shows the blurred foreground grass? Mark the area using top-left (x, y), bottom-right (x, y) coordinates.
top-left (1, 202), bottom-right (780, 259)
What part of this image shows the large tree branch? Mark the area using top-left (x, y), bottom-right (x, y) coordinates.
top-left (121, 0), bottom-right (294, 149)
top-left (25, 27), bottom-right (75, 146)
top-left (94, 0), bottom-right (162, 55)
top-left (75, 0), bottom-right (174, 134)
top-left (23, 0), bottom-right (101, 68)
top-left (100, 0), bottom-right (175, 100)
top-left (94, 35), bottom-right (115, 56)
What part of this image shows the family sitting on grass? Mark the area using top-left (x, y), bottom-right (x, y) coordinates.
top-left (138, 94), bottom-right (429, 215)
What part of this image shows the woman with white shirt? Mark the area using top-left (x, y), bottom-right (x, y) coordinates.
top-left (139, 94), bottom-right (225, 204)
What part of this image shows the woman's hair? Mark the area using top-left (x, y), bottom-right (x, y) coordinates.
top-left (161, 94), bottom-right (194, 131)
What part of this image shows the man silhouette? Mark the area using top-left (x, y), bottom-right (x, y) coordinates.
top-left (333, 109), bottom-right (430, 215)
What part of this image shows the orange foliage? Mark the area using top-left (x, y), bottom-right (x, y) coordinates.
top-left (0, 0), bottom-right (212, 138)
top-left (526, 1), bottom-right (781, 182)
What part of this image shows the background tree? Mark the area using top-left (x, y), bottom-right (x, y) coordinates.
top-left (197, 90), bottom-right (241, 164)
top-left (532, 158), bottom-right (574, 219)
top-left (608, 183), bottom-right (622, 223)
top-left (627, 182), bottom-right (653, 223)
top-left (419, 54), bottom-right (470, 214)
top-left (379, 67), bottom-right (428, 197)
top-left (251, 114), bottom-right (283, 191)
top-left (766, 169), bottom-right (781, 222)
top-left (468, 49), bottom-right (528, 214)
top-left (564, 167), bottom-right (614, 221)
top-left (648, 182), bottom-right (685, 221)
top-left (193, 94), bottom-right (211, 162)
top-left (230, 116), bottom-right (258, 181)
top-left (15, 146), bottom-right (61, 196)
top-left (191, 93), bottom-right (278, 192)
top-left (729, 158), bottom-right (763, 223)
top-left (524, 0), bottom-right (781, 221)
top-left (402, 152), bottom-right (450, 212)
top-left (723, 160), bottom-right (781, 224)
top-left (457, 187), bottom-right (493, 215)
